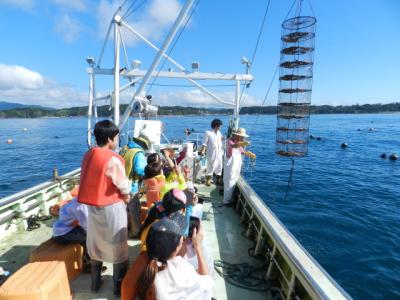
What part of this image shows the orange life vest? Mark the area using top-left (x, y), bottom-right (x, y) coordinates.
top-left (78, 147), bottom-right (125, 206)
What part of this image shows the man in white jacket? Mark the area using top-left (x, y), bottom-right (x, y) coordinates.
top-left (201, 119), bottom-right (223, 186)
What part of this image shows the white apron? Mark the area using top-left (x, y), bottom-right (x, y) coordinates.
top-left (205, 130), bottom-right (223, 176)
top-left (87, 201), bottom-right (128, 263)
top-left (223, 147), bottom-right (243, 204)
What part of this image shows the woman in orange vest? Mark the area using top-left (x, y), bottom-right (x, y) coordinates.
top-left (78, 120), bottom-right (131, 296)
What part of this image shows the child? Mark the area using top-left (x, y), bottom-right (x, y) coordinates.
top-left (52, 198), bottom-right (90, 270)
top-left (77, 120), bottom-right (131, 296)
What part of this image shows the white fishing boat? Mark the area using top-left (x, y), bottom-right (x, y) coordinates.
top-left (0, 1), bottom-right (351, 299)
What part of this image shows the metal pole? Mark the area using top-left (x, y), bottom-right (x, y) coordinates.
top-left (119, 0), bottom-right (195, 130)
top-left (93, 69), bottom-right (97, 120)
top-left (87, 70), bottom-right (94, 147)
top-left (114, 16), bottom-right (121, 127)
top-left (121, 20), bottom-right (235, 107)
top-left (234, 79), bottom-right (240, 130)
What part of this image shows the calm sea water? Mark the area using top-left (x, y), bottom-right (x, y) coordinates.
top-left (0, 114), bottom-right (399, 299)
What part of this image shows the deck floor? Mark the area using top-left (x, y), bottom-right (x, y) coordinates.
top-left (0, 183), bottom-right (270, 299)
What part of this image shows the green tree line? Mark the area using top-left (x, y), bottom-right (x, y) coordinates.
top-left (0, 103), bottom-right (399, 118)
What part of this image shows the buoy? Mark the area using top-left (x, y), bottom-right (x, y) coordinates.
top-left (357, 129), bottom-right (361, 131)
top-left (380, 153), bottom-right (387, 159)
top-left (6, 139), bottom-right (13, 144)
top-left (389, 153), bottom-right (398, 161)
top-left (317, 137), bottom-right (321, 141)
top-left (341, 142), bottom-right (348, 149)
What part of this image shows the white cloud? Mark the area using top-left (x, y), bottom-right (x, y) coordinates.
top-left (0, 63), bottom-right (44, 89)
top-left (97, 0), bottom-right (182, 47)
top-left (0, 0), bottom-right (35, 10)
top-left (152, 89), bottom-right (261, 107)
top-left (54, 13), bottom-right (83, 42)
top-left (51, 0), bottom-right (87, 12)
top-left (0, 63), bottom-right (86, 108)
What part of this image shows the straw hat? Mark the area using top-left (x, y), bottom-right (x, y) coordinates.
top-left (233, 128), bottom-right (249, 138)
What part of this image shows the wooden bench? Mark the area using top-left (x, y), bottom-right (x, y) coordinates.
top-left (0, 261), bottom-right (71, 300)
top-left (29, 238), bottom-right (84, 282)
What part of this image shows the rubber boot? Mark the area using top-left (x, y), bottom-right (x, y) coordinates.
top-left (113, 260), bottom-right (128, 296)
top-left (205, 176), bottom-right (212, 187)
top-left (90, 260), bottom-right (103, 292)
top-left (215, 175), bottom-right (223, 186)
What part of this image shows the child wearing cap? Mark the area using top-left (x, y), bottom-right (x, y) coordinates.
top-left (137, 214), bottom-right (213, 300)
top-left (139, 188), bottom-right (196, 251)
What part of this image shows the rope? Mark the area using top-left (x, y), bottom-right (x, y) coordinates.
top-left (283, 158), bottom-right (295, 201)
top-left (26, 211), bottom-right (52, 231)
top-left (306, 0), bottom-right (316, 17)
top-left (214, 260), bottom-right (270, 292)
top-left (284, 0), bottom-right (299, 20)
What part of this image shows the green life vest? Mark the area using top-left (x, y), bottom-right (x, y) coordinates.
top-left (120, 146), bottom-right (143, 181)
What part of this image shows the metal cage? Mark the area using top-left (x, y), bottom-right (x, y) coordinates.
top-left (276, 16), bottom-right (316, 157)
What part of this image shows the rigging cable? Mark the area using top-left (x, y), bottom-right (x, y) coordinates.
top-left (249, 63), bottom-right (279, 136)
top-left (238, 0), bottom-right (272, 108)
top-left (306, 0), bottom-right (316, 17)
top-left (122, 0), bottom-right (147, 20)
top-left (146, 0), bottom-right (201, 95)
top-left (248, 0), bottom-right (305, 136)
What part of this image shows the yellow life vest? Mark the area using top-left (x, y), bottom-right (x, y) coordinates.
top-left (120, 146), bottom-right (143, 181)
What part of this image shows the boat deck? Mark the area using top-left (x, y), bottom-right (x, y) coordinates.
top-left (0, 183), bottom-right (270, 299)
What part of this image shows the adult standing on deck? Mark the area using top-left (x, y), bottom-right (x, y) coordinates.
top-left (201, 119), bottom-right (223, 186)
top-left (120, 134), bottom-right (150, 238)
top-left (78, 120), bottom-right (131, 296)
top-left (223, 128), bottom-right (256, 206)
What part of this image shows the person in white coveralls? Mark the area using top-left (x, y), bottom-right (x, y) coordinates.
top-left (201, 119), bottom-right (223, 186)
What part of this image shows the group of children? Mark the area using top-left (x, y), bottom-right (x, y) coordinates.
top-left (52, 120), bottom-right (214, 299)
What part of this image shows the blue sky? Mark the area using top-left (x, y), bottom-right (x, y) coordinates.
top-left (0, 0), bottom-right (399, 108)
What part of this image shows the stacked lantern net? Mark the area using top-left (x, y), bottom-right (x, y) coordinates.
top-left (276, 16), bottom-right (316, 157)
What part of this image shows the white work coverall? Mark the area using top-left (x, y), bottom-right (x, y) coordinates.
top-left (223, 141), bottom-right (243, 204)
top-left (203, 130), bottom-right (223, 176)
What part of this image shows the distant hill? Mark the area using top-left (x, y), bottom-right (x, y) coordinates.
top-left (0, 101), bottom-right (54, 111)
top-left (0, 102), bottom-right (399, 118)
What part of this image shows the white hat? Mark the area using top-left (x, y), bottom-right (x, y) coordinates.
top-left (233, 128), bottom-right (249, 138)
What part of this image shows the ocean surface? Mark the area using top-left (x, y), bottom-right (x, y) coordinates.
top-left (0, 114), bottom-right (399, 299)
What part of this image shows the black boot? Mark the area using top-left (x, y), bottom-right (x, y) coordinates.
top-left (90, 260), bottom-right (103, 292)
top-left (216, 175), bottom-right (223, 186)
top-left (113, 260), bottom-right (128, 296)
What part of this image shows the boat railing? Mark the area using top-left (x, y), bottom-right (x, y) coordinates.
top-left (0, 168), bottom-right (80, 238)
top-left (235, 177), bottom-right (352, 300)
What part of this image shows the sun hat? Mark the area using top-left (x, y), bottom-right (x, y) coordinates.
top-left (233, 128), bottom-right (249, 138)
top-left (132, 134), bottom-right (151, 150)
